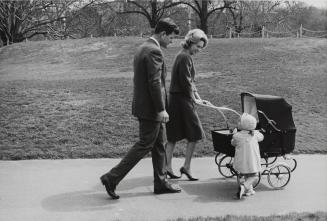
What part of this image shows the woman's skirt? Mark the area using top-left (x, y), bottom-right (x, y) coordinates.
top-left (166, 93), bottom-right (205, 142)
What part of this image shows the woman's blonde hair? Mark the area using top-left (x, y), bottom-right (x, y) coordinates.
top-left (181, 29), bottom-right (208, 49)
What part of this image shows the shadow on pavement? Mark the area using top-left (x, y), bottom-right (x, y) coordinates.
top-left (179, 178), bottom-right (237, 203)
top-left (41, 190), bottom-right (116, 212)
top-left (41, 176), bottom-right (273, 212)
top-left (42, 176), bottom-right (154, 212)
top-left (179, 177), bottom-right (273, 203)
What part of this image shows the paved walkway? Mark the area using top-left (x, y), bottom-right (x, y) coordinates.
top-left (0, 155), bottom-right (326, 221)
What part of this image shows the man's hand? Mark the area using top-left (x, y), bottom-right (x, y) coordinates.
top-left (158, 110), bottom-right (169, 123)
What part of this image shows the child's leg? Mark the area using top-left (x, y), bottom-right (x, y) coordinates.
top-left (243, 173), bottom-right (259, 191)
top-left (236, 174), bottom-right (246, 199)
top-left (237, 173), bottom-right (258, 199)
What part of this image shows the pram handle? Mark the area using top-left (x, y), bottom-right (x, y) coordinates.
top-left (257, 110), bottom-right (281, 132)
top-left (197, 100), bottom-right (241, 130)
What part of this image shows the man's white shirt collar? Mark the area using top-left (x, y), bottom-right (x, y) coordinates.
top-left (149, 37), bottom-right (160, 48)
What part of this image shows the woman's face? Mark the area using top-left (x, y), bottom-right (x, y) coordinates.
top-left (189, 40), bottom-right (204, 55)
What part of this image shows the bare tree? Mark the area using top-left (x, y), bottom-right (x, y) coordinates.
top-left (179, 0), bottom-right (235, 33)
top-left (164, 4), bottom-right (190, 35)
top-left (66, 5), bottom-right (101, 38)
top-left (118, 0), bottom-right (184, 29)
top-left (226, 0), bottom-right (280, 34)
top-left (0, 0), bottom-right (96, 45)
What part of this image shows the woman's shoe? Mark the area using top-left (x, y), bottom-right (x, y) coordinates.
top-left (180, 167), bottom-right (199, 181)
top-left (167, 171), bottom-right (181, 179)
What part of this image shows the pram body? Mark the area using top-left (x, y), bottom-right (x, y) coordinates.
top-left (212, 92), bottom-right (296, 158)
top-left (208, 92), bottom-right (297, 189)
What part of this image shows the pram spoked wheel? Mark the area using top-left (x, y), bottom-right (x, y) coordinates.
top-left (218, 155), bottom-right (236, 178)
top-left (267, 164), bottom-right (291, 189)
top-left (214, 152), bottom-right (221, 166)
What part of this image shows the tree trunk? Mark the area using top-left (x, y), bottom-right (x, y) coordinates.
top-left (150, 0), bottom-right (158, 29)
top-left (200, 0), bottom-right (208, 33)
top-left (0, 33), bottom-right (8, 46)
top-left (150, 19), bottom-right (157, 29)
top-left (200, 18), bottom-right (208, 33)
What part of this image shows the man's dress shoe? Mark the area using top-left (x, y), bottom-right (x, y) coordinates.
top-left (154, 183), bottom-right (182, 194)
top-left (100, 175), bottom-right (120, 200)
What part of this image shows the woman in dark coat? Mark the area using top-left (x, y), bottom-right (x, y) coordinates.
top-left (166, 29), bottom-right (208, 181)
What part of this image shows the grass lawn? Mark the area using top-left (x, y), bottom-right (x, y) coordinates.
top-left (0, 37), bottom-right (326, 160)
top-left (168, 211), bottom-right (327, 221)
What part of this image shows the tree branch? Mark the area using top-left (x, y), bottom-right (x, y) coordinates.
top-left (126, 0), bottom-right (150, 16)
top-left (120, 10), bottom-right (150, 20)
top-left (207, 6), bottom-right (225, 18)
top-left (179, 1), bottom-right (200, 16)
top-left (25, 31), bottom-right (48, 40)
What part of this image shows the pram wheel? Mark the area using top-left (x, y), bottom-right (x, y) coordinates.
top-left (289, 158), bottom-right (297, 172)
top-left (214, 153), bottom-right (221, 166)
top-left (268, 164), bottom-right (291, 189)
top-left (283, 157), bottom-right (297, 172)
top-left (218, 155), bottom-right (236, 178)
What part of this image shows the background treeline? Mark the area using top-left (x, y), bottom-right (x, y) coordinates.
top-left (1, 0), bottom-right (327, 46)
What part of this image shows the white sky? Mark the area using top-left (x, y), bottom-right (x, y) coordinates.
top-left (298, 0), bottom-right (327, 8)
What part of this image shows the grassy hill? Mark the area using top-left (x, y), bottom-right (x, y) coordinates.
top-left (0, 37), bottom-right (326, 160)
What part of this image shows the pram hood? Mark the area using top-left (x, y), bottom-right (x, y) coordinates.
top-left (241, 92), bottom-right (296, 131)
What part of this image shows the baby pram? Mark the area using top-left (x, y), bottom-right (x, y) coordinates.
top-left (200, 92), bottom-right (297, 189)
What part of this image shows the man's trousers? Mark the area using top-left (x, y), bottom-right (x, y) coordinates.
top-left (105, 119), bottom-right (168, 188)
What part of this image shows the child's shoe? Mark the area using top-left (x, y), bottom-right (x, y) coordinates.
top-left (245, 185), bottom-right (255, 196)
top-left (245, 189), bottom-right (255, 196)
top-left (237, 184), bottom-right (245, 199)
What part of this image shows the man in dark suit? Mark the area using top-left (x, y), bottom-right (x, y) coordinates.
top-left (100, 18), bottom-right (181, 199)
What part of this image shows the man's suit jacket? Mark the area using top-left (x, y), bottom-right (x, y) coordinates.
top-left (132, 38), bottom-right (168, 121)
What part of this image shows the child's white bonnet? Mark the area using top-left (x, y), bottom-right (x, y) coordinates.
top-left (240, 113), bottom-right (257, 131)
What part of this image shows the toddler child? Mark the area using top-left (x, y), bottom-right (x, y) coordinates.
top-left (231, 113), bottom-right (264, 199)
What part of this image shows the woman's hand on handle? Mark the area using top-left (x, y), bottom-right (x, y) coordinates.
top-left (194, 99), bottom-right (212, 106)
top-left (201, 99), bottom-right (212, 105)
